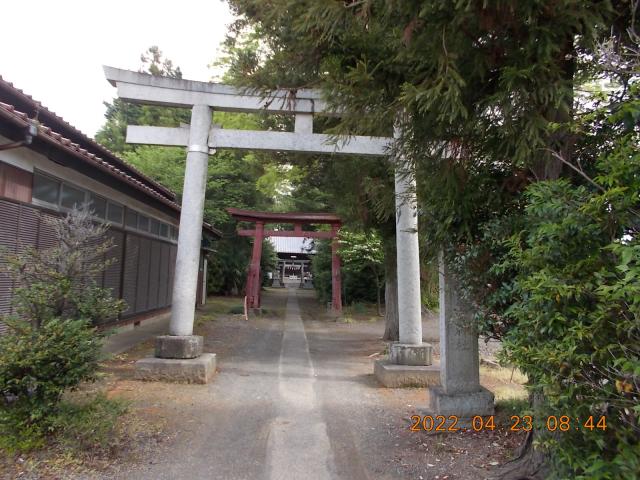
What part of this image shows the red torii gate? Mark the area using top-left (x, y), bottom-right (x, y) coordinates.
top-left (228, 208), bottom-right (342, 313)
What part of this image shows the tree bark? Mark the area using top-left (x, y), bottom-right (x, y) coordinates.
top-left (383, 241), bottom-right (399, 340)
top-left (496, 392), bottom-right (551, 480)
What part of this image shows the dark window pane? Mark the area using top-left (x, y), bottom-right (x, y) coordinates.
top-left (125, 209), bottom-right (138, 228)
top-left (33, 173), bottom-right (60, 204)
top-left (89, 194), bottom-right (106, 218)
top-left (159, 223), bottom-right (169, 238)
top-left (60, 184), bottom-right (86, 209)
top-left (150, 219), bottom-right (160, 235)
top-left (138, 215), bottom-right (149, 231)
top-left (107, 202), bottom-right (123, 224)
top-left (170, 226), bottom-right (178, 240)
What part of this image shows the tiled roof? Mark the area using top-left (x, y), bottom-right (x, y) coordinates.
top-left (0, 101), bottom-right (181, 211)
top-left (0, 75), bottom-right (177, 201)
top-left (268, 236), bottom-right (317, 254)
top-left (0, 101), bottom-right (221, 238)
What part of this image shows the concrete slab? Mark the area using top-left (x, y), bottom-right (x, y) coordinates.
top-left (374, 359), bottom-right (440, 388)
top-left (135, 353), bottom-right (217, 384)
top-left (426, 385), bottom-right (494, 417)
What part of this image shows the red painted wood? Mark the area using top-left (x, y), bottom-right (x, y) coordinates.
top-left (228, 207), bottom-right (341, 225)
top-left (247, 221), bottom-right (264, 308)
top-left (231, 208), bottom-right (343, 313)
top-left (237, 229), bottom-right (334, 239)
top-left (331, 224), bottom-right (342, 312)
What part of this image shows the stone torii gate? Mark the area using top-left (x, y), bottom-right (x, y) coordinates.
top-left (227, 208), bottom-right (342, 312)
top-left (104, 66), bottom-right (493, 417)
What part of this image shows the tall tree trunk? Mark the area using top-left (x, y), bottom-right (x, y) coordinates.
top-left (383, 241), bottom-right (399, 340)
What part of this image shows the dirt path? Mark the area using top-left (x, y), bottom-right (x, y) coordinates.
top-left (10, 288), bottom-right (526, 480)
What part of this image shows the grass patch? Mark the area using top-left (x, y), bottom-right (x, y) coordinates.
top-left (203, 295), bottom-right (245, 314)
top-left (51, 394), bottom-right (130, 453)
top-left (0, 394), bottom-right (129, 455)
top-left (228, 305), bottom-right (245, 315)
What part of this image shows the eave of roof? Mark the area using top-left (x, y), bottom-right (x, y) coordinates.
top-left (0, 101), bottom-right (182, 210)
top-left (0, 102), bottom-right (221, 239)
top-left (0, 75), bottom-right (177, 202)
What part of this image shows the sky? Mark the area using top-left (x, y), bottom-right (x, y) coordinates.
top-left (0, 0), bottom-right (235, 137)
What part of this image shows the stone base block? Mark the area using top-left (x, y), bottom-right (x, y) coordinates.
top-left (135, 353), bottom-right (217, 384)
top-left (374, 359), bottom-right (440, 388)
top-left (426, 385), bottom-right (494, 417)
top-left (155, 335), bottom-right (203, 359)
top-left (390, 342), bottom-right (433, 366)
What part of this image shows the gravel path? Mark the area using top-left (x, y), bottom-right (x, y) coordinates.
top-left (23, 288), bottom-right (523, 480)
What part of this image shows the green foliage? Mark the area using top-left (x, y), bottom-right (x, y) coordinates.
top-left (224, 1), bottom-right (639, 476)
top-left (261, 239), bottom-right (277, 286)
top-left (228, 305), bottom-right (245, 315)
top-left (0, 208), bottom-right (126, 453)
top-left (96, 46), bottom-right (189, 154)
top-left (0, 318), bottom-right (105, 451)
top-left (311, 240), bottom-right (333, 305)
top-left (463, 129), bottom-right (639, 478)
top-left (312, 229), bottom-right (384, 307)
top-left (2, 208), bottom-right (125, 328)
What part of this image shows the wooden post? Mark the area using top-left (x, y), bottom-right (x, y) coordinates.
top-left (247, 221), bottom-right (264, 308)
top-left (331, 224), bottom-right (342, 313)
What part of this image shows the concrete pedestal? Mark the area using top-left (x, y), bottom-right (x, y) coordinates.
top-left (426, 386), bottom-right (494, 417)
top-left (375, 342), bottom-right (438, 387)
top-left (374, 360), bottom-right (440, 388)
top-left (155, 335), bottom-right (203, 359)
top-left (390, 343), bottom-right (433, 366)
top-left (135, 353), bottom-right (216, 384)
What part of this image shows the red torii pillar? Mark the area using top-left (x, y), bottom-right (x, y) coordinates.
top-left (331, 224), bottom-right (342, 312)
top-left (246, 221), bottom-right (264, 309)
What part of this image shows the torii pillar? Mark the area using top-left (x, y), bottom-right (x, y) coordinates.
top-left (330, 223), bottom-right (342, 312)
top-left (246, 221), bottom-right (264, 309)
top-left (135, 104), bottom-right (217, 383)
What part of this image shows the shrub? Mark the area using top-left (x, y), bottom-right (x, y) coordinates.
top-left (0, 318), bottom-right (105, 451)
top-left (3, 208), bottom-right (125, 328)
top-left (0, 207), bottom-right (127, 452)
top-left (475, 133), bottom-right (640, 479)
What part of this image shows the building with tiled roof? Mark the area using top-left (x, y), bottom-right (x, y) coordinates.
top-left (0, 76), bottom-right (218, 333)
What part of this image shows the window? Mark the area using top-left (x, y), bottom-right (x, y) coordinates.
top-left (60, 184), bottom-right (86, 209)
top-left (170, 226), bottom-right (178, 240)
top-left (125, 209), bottom-right (138, 228)
top-left (33, 173), bottom-right (60, 204)
top-left (107, 202), bottom-right (123, 224)
top-left (138, 214), bottom-right (149, 231)
top-left (159, 222), bottom-right (169, 238)
top-left (150, 219), bottom-right (160, 235)
top-left (89, 194), bottom-right (106, 219)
